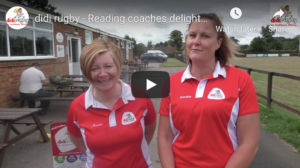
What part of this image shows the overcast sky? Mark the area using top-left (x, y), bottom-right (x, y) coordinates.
top-left (48, 0), bottom-right (300, 45)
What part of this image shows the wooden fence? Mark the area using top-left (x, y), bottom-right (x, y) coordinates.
top-left (173, 56), bottom-right (300, 115)
top-left (235, 66), bottom-right (300, 115)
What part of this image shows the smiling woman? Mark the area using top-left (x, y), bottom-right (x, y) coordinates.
top-left (158, 13), bottom-right (260, 168)
top-left (80, 39), bottom-right (123, 82)
top-left (67, 39), bottom-right (157, 168)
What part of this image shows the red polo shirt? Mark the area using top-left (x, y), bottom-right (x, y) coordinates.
top-left (160, 62), bottom-right (259, 168)
top-left (67, 80), bottom-right (156, 168)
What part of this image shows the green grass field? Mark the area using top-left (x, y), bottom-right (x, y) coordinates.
top-left (230, 57), bottom-right (299, 75)
top-left (159, 58), bottom-right (187, 67)
top-left (231, 57), bottom-right (300, 111)
top-left (232, 57), bottom-right (300, 153)
top-left (258, 97), bottom-right (300, 153)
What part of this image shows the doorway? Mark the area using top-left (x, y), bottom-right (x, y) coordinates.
top-left (67, 37), bottom-right (81, 76)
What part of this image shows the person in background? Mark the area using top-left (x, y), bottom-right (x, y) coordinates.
top-left (67, 39), bottom-right (157, 168)
top-left (19, 62), bottom-right (52, 115)
top-left (134, 56), bottom-right (140, 66)
top-left (122, 60), bottom-right (129, 71)
top-left (158, 13), bottom-right (260, 168)
top-left (121, 60), bottom-right (130, 84)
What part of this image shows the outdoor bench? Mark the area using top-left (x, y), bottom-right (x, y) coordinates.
top-left (0, 108), bottom-right (51, 166)
top-left (0, 144), bottom-right (8, 150)
top-left (0, 119), bottom-right (53, 126)
top-left (11, 96), bottom-right (76, 108)
top-left (44, 88), bottom-right (84, 97)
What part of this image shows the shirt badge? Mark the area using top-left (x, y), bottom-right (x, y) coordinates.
top-left (122, 112), bottom-right (136, 125)
top-left (208, 88), bottom-right (225, 100)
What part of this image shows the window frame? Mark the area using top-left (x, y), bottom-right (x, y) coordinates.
top-left (0, 9), bottom-right (55, 61)
top-left (121, 40), bottom-right (125, 48)
top-left (85, 30), bottom-right (93, 44)
top-left (116, 39), bottom-right (120, 48)
top-left (35, 30), bottom-right (54, 56)
top-left (0, 10), bottom-right (6, 22)
top-left (102, 34), bottom-right (107, 41)
top-left (127, 40), bottom-right (131, 49)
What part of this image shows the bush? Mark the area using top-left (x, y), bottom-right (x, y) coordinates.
top-left (165, 51), bottom-right (183, 58)
top-left (239, 49), bottom-right (298, 54)
top-left (268, 50), bottom-right (298, 53)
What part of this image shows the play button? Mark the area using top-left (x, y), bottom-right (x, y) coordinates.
top-left (146, 79), bottom-right (156, 90)
top-left (131, 71), bottom-right (170, 98)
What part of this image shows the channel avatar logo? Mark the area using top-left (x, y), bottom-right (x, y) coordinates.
top-left (270, 3), bottom-right (298, 31)
top-left (6, 6), bottom-right (29, 30)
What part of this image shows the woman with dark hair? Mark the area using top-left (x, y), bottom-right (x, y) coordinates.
top-left (158, 13), bottom-right (260, 168)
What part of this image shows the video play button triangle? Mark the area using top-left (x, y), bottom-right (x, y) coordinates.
top-left (146, 79), bottom-right (156, 90)
top-left (131, 71), bottom-right (170, 98)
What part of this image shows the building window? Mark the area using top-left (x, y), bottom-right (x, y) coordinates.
top-left (116, 39), bottom-right (120, 48)
top-left (0, 12), bottom-right (54, 60)
top-left (0, 25), bottom-right (7, 56)
top-left (9, 28), bottom-right (34, 56)
top-left (102, 35), bottom-right (107, 41)
top-left (0, 11), bottom-right (5, 21)
top-left (127, 41), bottom-right (131, 49)
top-left (35, 22), bottom-right (52, 30)
top-left (27, 18), bottom-right (33, 27)
top-left (36, 31), bottom-right (53, 56)
top-left (121, 40), bottom-right (124, 48)
top-left (85, 31), bottom-right (93, 44)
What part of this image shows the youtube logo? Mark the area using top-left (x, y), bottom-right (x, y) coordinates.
top-left (131, 71), bottom-right (170, 98)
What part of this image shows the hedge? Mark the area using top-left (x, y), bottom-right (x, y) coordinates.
top-left (165, 51), bottom-right (183, 58)
top-left (240, 49), bottom-right (298, 54)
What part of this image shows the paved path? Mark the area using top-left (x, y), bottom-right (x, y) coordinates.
top-left (1, 63), bottom-right (299, 168)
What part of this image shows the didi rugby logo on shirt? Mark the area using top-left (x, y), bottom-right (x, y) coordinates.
top-left (6, 6), bottom-right (29, 30)
top-left (208, 88), bottom-right (225, 100)
top-left (122, 112), bottom-right (136, 125)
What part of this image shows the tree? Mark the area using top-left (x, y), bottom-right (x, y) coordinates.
top-left (154, 43), bottom-right (160, 48)
top-left (30, 0), bottom-right (48, 9)
top-left (272, 38), bottom-right (283, 50)
top-left (168, 30), bottom-right (183, 51)
top-left (291, 35), bottom-right (300, 51)
top-left (147, 41), bottom-right (153, 49)
top-left (260, 25), bottom-right (275, 43)
top-left (154, 41), bottom-right (167, 48)
top-left (249, 37), bottom-right (268, 52)
top-left (230, 37), bottom-right (239, 44)
top-left (163, 41), bottom-right (168, 47)
top-left (240, 44), bottom-right (249, 50)
top-left (135, 43), bottom-right (147, 57)
top-left (124, 35), bottom-right (137, 56)
top-left (11, 0), bottom-right (60, 16)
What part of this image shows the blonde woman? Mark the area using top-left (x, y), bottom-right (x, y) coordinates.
top-left (67, 39), bottom-right (156, 168)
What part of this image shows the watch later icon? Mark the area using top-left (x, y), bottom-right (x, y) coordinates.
top-left (230, 7), bottom-right (242, 19)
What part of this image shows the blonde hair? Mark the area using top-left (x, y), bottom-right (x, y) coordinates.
top-left (80, 39), bottom-right (124, 81)
top-left (183, 13), bottom-right (239, 67)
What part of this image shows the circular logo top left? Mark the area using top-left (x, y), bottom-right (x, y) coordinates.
top-left (6, 6), bottom-right (29, 30)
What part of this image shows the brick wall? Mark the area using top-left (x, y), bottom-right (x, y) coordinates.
top-left (0, 21), bottom-right (74, 108)
top-left (0, 21), bottom-right (133, 108)
top-left (93, 32), bottom-right (100, 40)
top-left (0, 59), bottom-right (68, 108)
top-left (129, 45), bottom-right (134, 61)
